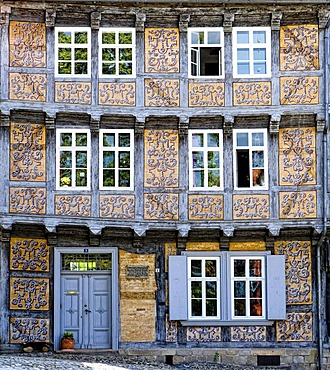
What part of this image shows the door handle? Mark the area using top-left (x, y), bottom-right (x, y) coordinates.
top-left (85, 308), bottom-right (91, 314)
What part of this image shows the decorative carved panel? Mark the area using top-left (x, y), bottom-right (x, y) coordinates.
top-left (275, 241), bottom-right (312, 304)
top-left (229, 242), bottom-right (266, 251)
top-left (10, 187), bottom-right (46, 214)
top-left (186, 242), bottom-right (220, 251)
top-left (144, 129), bottom-right (179, 187)
top-left (10, 122), bottom-right (46, 182)
top-left (276, 312), bottom-right (313, 341)
top-left (10, 238), bottom-right (49, 272)
top-left (166, 315), bottom-right (178, 342)
top-left (189, 82), bottom-right (225, 107)
top-left (55, 82), bottom-right (92, 105)
top-left (187, 327), bottom-right (221, 342)
top-left (279, 127), bottom-right (316, 186)
top-left (9, 73), bottom-right (47, 102)
top-left (280, 25), bottom-right (319, 71)
top-left (188, 194), bottom-right (224, 220)
top-left (233, 195), bottom-right (270, 219)
top-left (9, 21), bottom-right (46, 68)
top-left (145, 79), bottom-right (180, 107)
top-left (280, 76), bottom-right (319, 105)
top-left (10, 318), bottom-right (49, 343)
top-left (10, 277), bottom-right (49, 310)
top-left (99, 82), bottom-right (136, 106)
top-left (100, 195), bottom-right (135, 219)
top-left (231, 326), bottom-right (266, 342)
top-left (145, 28), bottom-right (179, 73)
top-left (233, 82), bottom-right (271, 106)
top-left (279, 191), bottom-right (316, 218)
top-left (144, 193), bottom-right (179, 220)
top-left (55, 195), bottom-right (91, 217)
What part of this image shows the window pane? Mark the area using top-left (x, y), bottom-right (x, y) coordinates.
top-left (205, 260), bottom-right (217, 277)
top-left (60, 169), bottom-right (72, 186)
top-left (192, 133), bottom-right (203, 147)
top-left (250, 299), bottom-right (262, 316)
top-left (236, 133), bottom-right (248, 146)
top-left (103, 152), bottom-right (115, 168)
top-left (61, 133), bottom-right (72, 146)
top-left (102, 32), bottom-right (115, 44)
top-left (119, 152), bottom-right (130, 168)
top-left (192, 299), bottom-right (202, 316)
top-left (234, 281), bottom-right (246, 298)
top-left (206, 281), bottom-right (217, 298)
top-left (234, 299), bottom-right (246, 316)
top-left (208, 31), bottom-right (220, 44)
top-left (59, 48), bottom-right (71, 60)
top-left (75, 62), bottom-right (87, 74)
top-left (76, 169), bottom-right (87, 186)
top-left (119, 32), bottom-right (132, 44)
top-left (207, 133), bottom-right (219, 147)
top-left (119, 63), bottom-right (132, 75)
top-left (58, 31), bottom-right (71, 44)
top-left (58, 62), bottom-right (71, 74)
top-left (119, 48), bottom-right (132, 61)
top-left (237, 62), bottom-right (250, 75)
top-left (76, 152), bottom-right (87, 168)
top-left (252, 132), bottom-right (264, 146)
top-left (119, 134), bottom-right (130, 147)
top-left (237, 31), bottom-right (249, 43)
top-left (103, 133), bottom-right (115, 147)
top-left (208, 152), bottom-right (219, 168)
top-left (191, 31), bottom-right (203, 44)
top-left (119, 170), bottom-right (130, 187)
top-left (75, 48), bottom-right (87, 61)
top-left (254, 48), bottom-right (266, 61)
top-left (103, 169), bottom-right (115, 186)
top-left (192, 152), bottom-right (204, 168)
top-left (253, 31), bottom-right (266, 43)
top-left (76, 133), bottom-right (87, 146)
top-left (102, 48), bottom-right (116, 61)
top-left (60, 151), bottom-right (72, 168)
top-left (75, 31), bottom-right (88, 44)
top-left (253, 169), bottom-right (264, 186)
top-left (234, 259), bottom-right (246, 277)
top-left (254, 62), bottom-right (266, 74)
top-left (250, 281), bottom-right (262, 298)
top-left (237, 48), bottom-right (249, 60)
top-left (191, 281), bottom-right (202, 298)
top-left (102, 63), bottom-right (116, 75)
top-left (191, 260), bottom-right (202, 277)
top-left (208, 170), bottom-right (220, 187)
top-left (206, 300), bottom-right (217, 316)
top-left (193, 170), bottom-right (204, 187)
top-left (252, 151), bottom-right (264, 167)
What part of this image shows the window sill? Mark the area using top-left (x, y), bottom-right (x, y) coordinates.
top-left (180, 319), bottom-right (274, 326)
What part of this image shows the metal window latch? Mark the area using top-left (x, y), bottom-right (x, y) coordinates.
top-left (85, 308), bottom-right (91, 314)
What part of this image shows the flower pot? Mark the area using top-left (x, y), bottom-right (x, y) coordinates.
top-left (61, 338), bottom-right (75, 350)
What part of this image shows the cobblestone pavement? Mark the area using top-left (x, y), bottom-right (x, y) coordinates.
top-left (0, 352), bottom-right (269, 370)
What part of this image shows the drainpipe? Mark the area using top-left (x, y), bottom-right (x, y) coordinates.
top-left (318, 16), bottom-right (329, 370)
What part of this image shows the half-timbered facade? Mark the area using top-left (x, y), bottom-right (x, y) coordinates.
top-left (0, 0), bottom-right (329, 368)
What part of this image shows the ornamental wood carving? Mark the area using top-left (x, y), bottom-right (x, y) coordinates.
top-left (55, 82), bottom-right (92, 105)
top-left (144, 193), bottom-right (179, 220)
top-left (280, 25), bottom-right (319, 71)
top-left (144, 129), bottom-right (179, 187)
top-left (10, 122), bottom-right (46, 182)
top-left (145, 79), bottom-right (180, 107)
top-left (100, 195), bottom-right (135, 219)
top-left (165, 315), bottom-right (178, 342)
top-left (10, 187), bottom-right (46, 214)
top-left (10, 318), bottom-right (49, 343)
top-left (187, 327), bottom-right (221, 342)
top-left (10, 238), bottom-right (49, 272)
top-left (233, 82), bottom-right (271, 106)
top-left (233, 195), bottom-right (270, 219)
top-left (231, 326), bottom-right (266, 342)
top-left (189, 82), bottom-right (225, 107)
top-left (188, 194), bottom-right (224, 220)
top-left (99, 82), bottom-right (136, 106)
top-left (279, 127), bottom-right (316, 186)
top-left (9, 73), bottom-right (47, 102)
top-left (10, 277), bottom-right (49, 310)
top-left (275, 241), bottom-right (312, 304)
top-left (145, 28), bottom-right (179, 73)
top-left (9, 21), bottom-right (46, 68)
top-left (55, 195), bottom-right (91, 217)
top-left (279, 191), bottom-right (316, 218)
top-left (280, 76), bottom-right (319, 105)
top-left (276, 312), bottom-right (312, 341)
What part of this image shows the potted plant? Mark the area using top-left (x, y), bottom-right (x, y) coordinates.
top-left (61, 332), bottom-right (75, 350)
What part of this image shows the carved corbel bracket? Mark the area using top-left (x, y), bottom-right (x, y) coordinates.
top-left (268, 225), bottom-right (281, 237)
top-left (0, 6), bottom-right (11, 27)
top-left (179, 14), bottom-right (190, 33)
top-left (46, 9), bottom-right (56, 27)
top-left (0, 114), bottom-right (10, 128)
top-left (90, 117), bottom-right (100, 134)
top-left (45, 116), bottom-right (55, 130)
top-left (222, 226), bottom-right (235, 237)
top-left (316, 113), bottom-right (325, 132)
top-left (135, 13), bottom-right (146, 33)
top-left (45, 222), bottom-right (57, 234)
top-left (177, 225), bottom-right (190, 238)
top-left (91, 12), bottom-right (101, 30)
top-left (223, 13), bottom-right (235, 33)
top-left (134, 225), bottom-right (147, 237)
top-left (270, 114), bottom-right (281, 135)
top-left (271, 11), bottom-right (282, 31)
top-left (223, 115), bottom-right (234, 137)
top-left (135, 117), bottom-right (145, 135)
top-left (318, 10), bottom-right (330, 29)
top-left (179, 116), bottom-right (189, 137)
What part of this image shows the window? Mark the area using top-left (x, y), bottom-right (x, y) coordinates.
top-left (55, 27), bottom-right (91, 77)
top-left (233, 27), bottom-right (271, 78)
top-left (99, 129), bottom-right (134, 190)
top-left (56, 129), bottom-right (90, 190)
top-left (169, 252), bottom-right (286, 323)
top-left (188, 28), bottom-right (224, 78)
top-left (99, 28), bottom-right (135, 78)
top-left (233, 128), bottom-right (268, 189)
top-left (189, 130), bottom-right (223, 190)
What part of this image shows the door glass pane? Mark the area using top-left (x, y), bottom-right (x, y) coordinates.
top-left (62, 254), bottom-right (112, 271)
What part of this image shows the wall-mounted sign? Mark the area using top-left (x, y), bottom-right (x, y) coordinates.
top-left (126, 265), bottom-right (149, 279)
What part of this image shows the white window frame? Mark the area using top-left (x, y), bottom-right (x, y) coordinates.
top-left (55, 27), bottom-right (91, 78)
top-left (188, 257), bottom-right (221, 320)
top-left (230, 255), bottom-right (266, 320)
top-left (56, 129), bottom-right (91, 190)
top-left (189, 129), bottom-right (223, 190)
top-left (188, 28), bottom-right (224, 78)
top-left (233, 27), bottom-right (271, 78)
top-left (99, 129), bottom-right (134, 190)
top-left (233, 128), bottom-right (268, 190)
top-left (99, 28), bottom-right (136, 78)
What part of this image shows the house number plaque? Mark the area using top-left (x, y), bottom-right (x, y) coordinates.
top-left (126, 265), bottom-right (149, 279)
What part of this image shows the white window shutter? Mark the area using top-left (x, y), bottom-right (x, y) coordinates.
top-left (168, 256), bottom-right (188, 321)
top-left (266, 254), bottom-right (286, 320)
